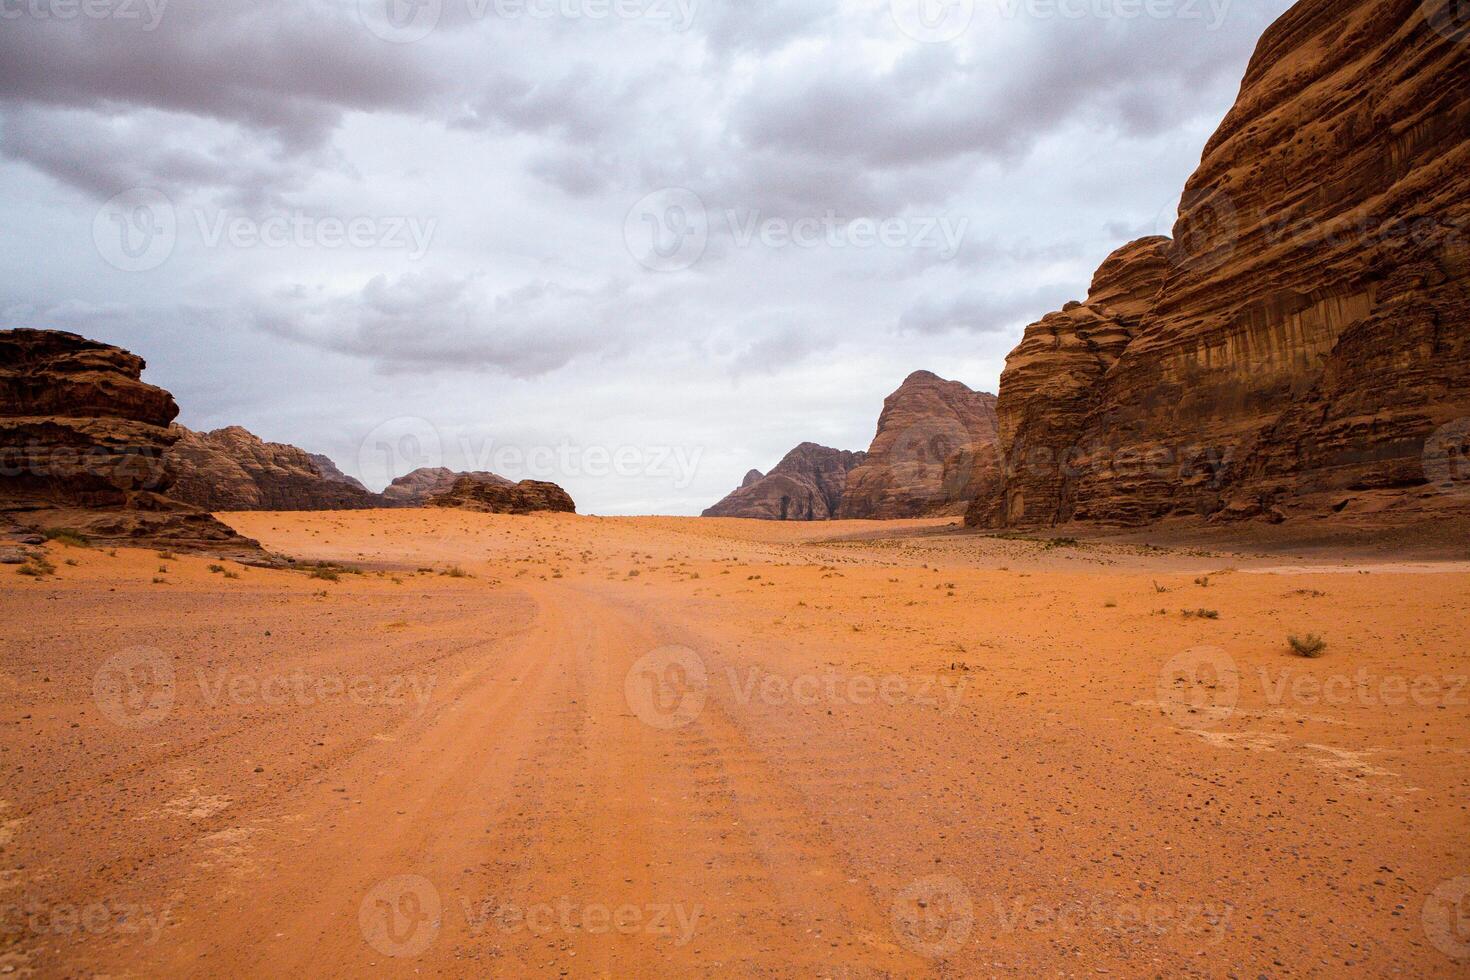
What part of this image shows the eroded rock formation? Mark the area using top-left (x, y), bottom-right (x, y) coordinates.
top-left (839, 371), bottom-right (998, 519)
top-left (973, 0), bottom-right (1470, 528)
top-left (968, 238), bottom-right (1171, 527)
top-left (167, 426), bottom-right (380, 511)
top-left (703, 443), bottom-right (865, 520)
top-left (308, 453), bottom-right (371, 494)
top-left (0, 329), bottom-right (259, 552)
top-left (428, 475), bottom-right (576, 515)
top-left (379, 467), bottom-right (493, 507)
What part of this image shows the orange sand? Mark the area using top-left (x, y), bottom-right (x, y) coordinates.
top-left (1, 511), bottom-right (1467, 976)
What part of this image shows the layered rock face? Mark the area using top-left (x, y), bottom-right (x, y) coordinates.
top-left (428, 475), bottom-right (576, 515)
top-left (167, 426), bottom-right (380, 511)
top-left (969, 238), bottom-right (1171, 527)
top-left (1, 329), bottom-right (178, 508)
top-left (0, 329), bottom-right (258, 551)
top-left (839, 371), bottom-right (999, 519)
top-left (703, 443), bottom-right (865, 520)
top-left (975, 0), bottom-right (1470, 527)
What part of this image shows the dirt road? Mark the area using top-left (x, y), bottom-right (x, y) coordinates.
top-left (2, 513), bottom-right (1467, 976)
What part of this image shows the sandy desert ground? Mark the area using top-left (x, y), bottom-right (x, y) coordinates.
top-left (1, 511), bottom-right (1468, 977)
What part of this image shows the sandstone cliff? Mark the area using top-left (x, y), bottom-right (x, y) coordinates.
top-left (974, 0), bottom-right (1470, 528)
top-left (969, 238), bottom-right (1171, 527)
top-left (839, 371), bottom-right (999, 519)
top-left (703, 443), bottom-right (865, 520)
top-left (428, 475), bottom-right (576, 515)
top-left (167, 426), bottom-right (380, 512)
top-left (0, 329), bottom-right (259, 552)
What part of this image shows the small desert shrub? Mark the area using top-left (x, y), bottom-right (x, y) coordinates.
top-left (1194, 576), bottom-right (1210, 587)
top-left (1289, 634), bottom-right (1327, 658)
top-left (222, 571), bottom-right (240, 580)
top-left (208, 564), bottom-right (225, 574)
top-left (1182, 608), bottom-right (1220, 620)
top-left (441, 565), bottom-right (470, 578)
top-left (1104, 600), bottom-right (1118, 608)
top-left (44, 528), bottom-right (90, 547)
top-left (151, 577), bottom-right (168, 585)
top-left (1044, 537), bottom-right (1079, 550)
top-left (1153, 581), bottom-right (1169, 594)
top-left (156, 550), bottom-right (177, 561)
top-left (309, 567), bottom-right (341, 582)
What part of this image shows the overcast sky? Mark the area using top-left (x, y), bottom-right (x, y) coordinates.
top-left (0, 0), bottom-right (1294, 514)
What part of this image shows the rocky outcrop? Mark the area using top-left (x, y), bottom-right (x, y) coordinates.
top-left (968, 238), bottom-right (1172, 527)
top-left (167, 426), bottom-right (380, 511)
top-left (380, 467), bottom-right (505, 507)
top-left (838, 371), bottom-right (999, 519)
top-left (704, 443), bottom-right (865, 520)
top-left (428, 475), bottom-right (576, 515)
top-left (974, 0), bottom-right (1470, 528)
top-left (308, 453), bottom-right (371, 494)
top-left (0, 329), bottom-right (259, 553)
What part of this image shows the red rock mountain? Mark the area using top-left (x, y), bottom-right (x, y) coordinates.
top-left (308, 453), bottom-right (371, 494)
top-left (428, 475), bottom-right (577, 515)
top-left (703, 443), bottom-right (865, 520)
top-left (380, 467), bottom-right (504, 507)
top-left (0, 329), bottom-right (258, 552)
top-left (973, 0), bottom-right (1470, 528)
top-left (167, 426), bottom-right (380, 512)
top-left (970, 238), bottom-right (1171, 527)
top-left (838, 371), bottom-right (999, 519)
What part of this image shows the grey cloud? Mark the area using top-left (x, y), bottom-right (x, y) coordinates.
top-left (897, 284), bottom-right (1076, 336)
top-left (0, 104), bottom-right (320, 205)
top-left (732, 12), bottom-right (1283, 171)
top-left (696, 0), bottom-right (834, 55)
top-left (253, 272), bottom-right (663, 377)
top-left (0, 0), bottom-right (440, 199)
